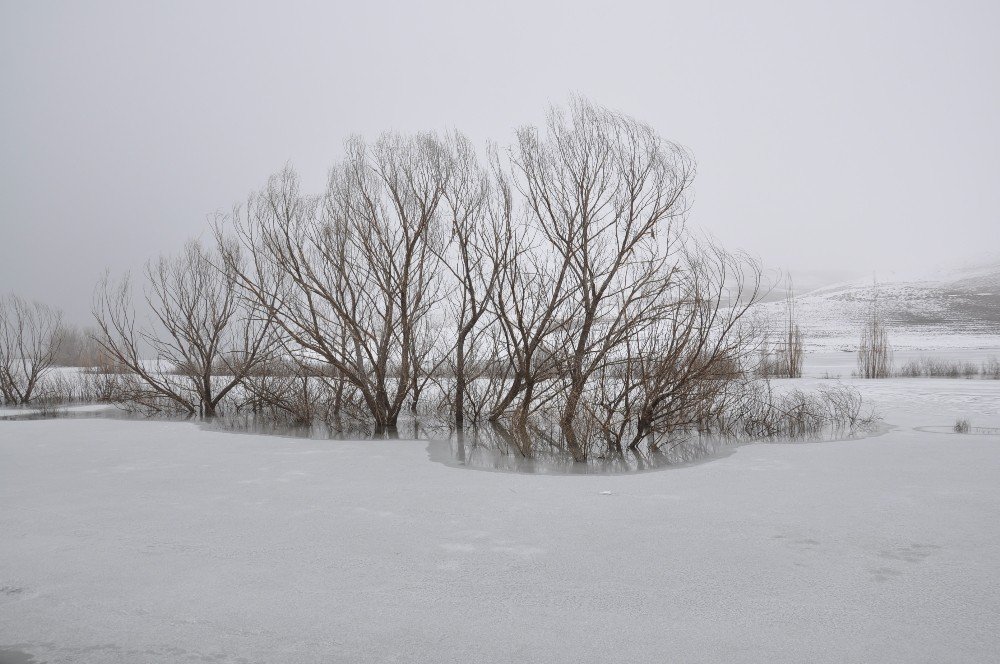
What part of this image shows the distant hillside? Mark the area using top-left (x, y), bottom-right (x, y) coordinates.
top-left (760, 258), bottom-right (1000, 351)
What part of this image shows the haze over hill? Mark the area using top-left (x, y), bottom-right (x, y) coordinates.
top-left (773, 254), bottom-right (1000, 351)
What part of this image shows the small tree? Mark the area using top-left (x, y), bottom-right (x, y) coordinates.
top-left (0, 295), bottom-right (64, 405)
top-left (93, 240), bottom-right (276, 416)
top-left (857, 277), bottom-right (892, 378)
top-left (782, 276), bottom-right (804, 378)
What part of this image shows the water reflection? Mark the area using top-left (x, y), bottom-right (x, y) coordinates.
top-left (0, 407), bottom-right (882, 474)
top-left (428, 423), bottom-right (735, 474)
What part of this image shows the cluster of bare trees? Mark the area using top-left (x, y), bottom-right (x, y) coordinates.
top-left (757, 276), bottom-right (804, 378)
top-left (0, 99), bottom-right (881, 460)
top-left (0, 295), bottom-right (129, 408)
top-left (91, 98), bottom-right (871, 459)
top-left (857, 278), bottom-right (892, 378)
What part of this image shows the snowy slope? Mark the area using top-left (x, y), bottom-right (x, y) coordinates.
top-left (763, 256), bottom-right (1000, 351)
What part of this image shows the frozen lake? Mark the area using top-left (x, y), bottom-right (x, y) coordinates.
top-left (2, 373), bottom-right (1000, 663)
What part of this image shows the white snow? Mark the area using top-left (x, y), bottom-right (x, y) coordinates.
top-left (2, 373), bottom-right (1000, 663)
top-left (760, 258), bottom-right (1000, 352)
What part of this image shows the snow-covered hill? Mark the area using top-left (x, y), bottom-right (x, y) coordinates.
top-left (763, 257), bottom-right (1000, 351)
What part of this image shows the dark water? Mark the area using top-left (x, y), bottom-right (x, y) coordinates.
top-left (426, 427), bottom-right (737, 474)
top-left (0, 647), bottom-right (40, 664)
top-left (0, 404), bottom-right (886, 475)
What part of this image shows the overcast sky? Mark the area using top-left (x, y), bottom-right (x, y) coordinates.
top-left (2, 0), bottom-right (998, 323)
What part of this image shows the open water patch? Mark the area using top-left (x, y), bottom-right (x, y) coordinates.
top-left (1, 405), bottom-right (886, 474)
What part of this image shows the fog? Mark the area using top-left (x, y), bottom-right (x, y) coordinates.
top-left (2, 0), bottom-right (998, 323)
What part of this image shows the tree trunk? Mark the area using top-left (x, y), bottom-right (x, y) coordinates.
top-left (454, 334), bottom-right (467, 427)
top-left (559, 383), bottom-right (587, 461)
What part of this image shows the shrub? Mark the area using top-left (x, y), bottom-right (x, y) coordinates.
top-left (895, 358), bottom-right (981, 379)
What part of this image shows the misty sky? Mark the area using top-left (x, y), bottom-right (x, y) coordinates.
top-left (2, 0), bottom-right (998, 324)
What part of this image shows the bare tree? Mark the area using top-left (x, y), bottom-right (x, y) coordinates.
top-left (436, 136), bottom-right (518, 426)
top-left (625, 244), bottom-right (762, 449)
top-left (93, 240), bottom-right (275, 416)
top-left (220, 133), bottom-right (451, 430)
top-left (857, 277), bottom-right (892, 379)
top-left (484, 214), bottom-right (574, 430)
top-left (0, 295), bottom-right (64, 405)
top-left (782, 276), bottom-right (804, 377)
top-left (508, 98), bottom-right (696, 459)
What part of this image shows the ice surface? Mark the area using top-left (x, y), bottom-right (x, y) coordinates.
top-left (2, 373), bottom-right (1000, 662)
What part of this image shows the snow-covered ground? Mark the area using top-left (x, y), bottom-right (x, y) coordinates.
top-left (802, 349), bottom-right (1000, 379)
top-left (2, 367), bottom-right (1000, 663)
